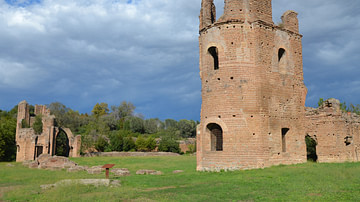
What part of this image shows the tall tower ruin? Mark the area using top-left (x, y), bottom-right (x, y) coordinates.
top-left (197, 0), bottom-right (308, 171)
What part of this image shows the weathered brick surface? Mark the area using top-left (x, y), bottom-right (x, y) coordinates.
top-left (197, 0), bottom-right (307, 171)
top-left (305, 99), bottom-right (360, 163)
top-left (15, 100), bottom-right (81, 162)
top-left (197, 0), bottom-right (360, 171)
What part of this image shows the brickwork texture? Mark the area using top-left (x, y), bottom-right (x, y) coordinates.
top-left (197, 0), bottom-right (358, 171)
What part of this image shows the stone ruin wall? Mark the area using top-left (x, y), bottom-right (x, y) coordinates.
top-left (197, 0), bottom-right (358, 171)
top-left (305, 99), bottom-right (360, 163)
top-left (16, 100), bottom-right (81, 162)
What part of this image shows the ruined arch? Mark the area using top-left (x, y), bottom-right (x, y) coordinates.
top-left (55, 129), bottom-right (70, 157)
top-left (207, 123), bottom-right (223, 151)
top-left (54, 128), bottom-right (74, 157)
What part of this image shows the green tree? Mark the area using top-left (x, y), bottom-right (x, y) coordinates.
top-left (48, 102), bottom-right (69, 126)
top-left (0, 115), bottom-right (17, 161)
top-left (144, 118), bottom-right (161, 134)
top-left (178, 119), bottom-right (197, 138)
top-left (111, 101), bottom-right (135, 120)
top-left (92, 103), bottom-right (109, 118)
top-left (127, 116), bottom-right (144, 133)
top-left (32, 115), bottom-right (43, 135)
top-left (164, 119), bottom-right (178, 129)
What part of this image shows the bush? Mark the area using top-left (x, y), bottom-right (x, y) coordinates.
top-left (145, 137), bottom-right (157, 151)
top-left (135, 136), bottom-right (147, 151)
top-left (95, 136), bottom-right (109, 152)
top-left (135, 136), bottom-right (157, 152)
top-left (109, 131), bottom-right (124, 151)
top-left (123, 136), bottom-right (135, 152)
top-left (187, 143), bottom-right (196, 154)
top-left (158, 137), bottom-right (180, 154)
top-left (21, 119), bottom-right (30, 128)
top-left (32, 115), bottom-right (43, 135)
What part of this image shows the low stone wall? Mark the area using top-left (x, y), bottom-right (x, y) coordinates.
top-left (83, 152), bottom-right (180, 157)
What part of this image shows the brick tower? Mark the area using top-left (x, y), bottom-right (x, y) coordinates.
top-left (197, 0), bottom-right (308, 171)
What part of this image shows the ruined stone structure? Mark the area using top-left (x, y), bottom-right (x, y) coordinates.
top-left (197, 0), bottom-right (307, 171)
top-left (16, 100), bottom-right (81, 162)
top-left (197, 0), bottom-right (360, 171)
top-left (305, 99), bottom-right (360, 163)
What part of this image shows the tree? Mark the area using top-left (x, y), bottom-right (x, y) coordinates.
top-left (92, 103), bottom-right (109, 118)
top-left (164, 119), bottom-right (177, 129)
top-left (48, 102), bottom-right (69, 126)
top-left (178, 119), bottom-right (197, 138)
top-left (111, 101), bottom-right (135, 120)
top-left (144, 118), bottom-right (161, 134)
top-left (0, 116), bottom-right (17, 161)
top-left (32, 115), bottom-right (43, 135)
top-left (126, 116), bottom-right (144, 133)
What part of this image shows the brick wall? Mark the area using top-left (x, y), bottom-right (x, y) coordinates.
top-left (197, 0), bottom-right (306, 171)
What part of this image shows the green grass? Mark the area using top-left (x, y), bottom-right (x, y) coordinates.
top-left (1, 156), bottom-right (360, 201)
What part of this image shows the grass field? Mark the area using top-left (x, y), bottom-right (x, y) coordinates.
top-left (1, 155), bottom-right (360, 201)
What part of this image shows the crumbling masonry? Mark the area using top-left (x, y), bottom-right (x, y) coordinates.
top-left (16, 100), bottom-right (81, 162)
top-left (197, 0), bottom-right (360, 171)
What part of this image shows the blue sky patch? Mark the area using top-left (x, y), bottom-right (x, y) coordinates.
top-left (5, 0), bottom-right (41, 7)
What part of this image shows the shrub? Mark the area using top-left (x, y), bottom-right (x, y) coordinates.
top-left (123, 136), bottom-right (135, 152)
top-left (135, 136), bottom-right (147, 151)
top-left (21, 119), bottom-right (30, 128)
top-left (158, 137), bottom-right (180, 154)
top-left (95, 136), bottom-right (109, 152)
top-left (32, 115), bottom-right (43, 135)
top-left (145, 137), bottom-right (157, 151)
top-left (187, 143), bottom-right (196, 154)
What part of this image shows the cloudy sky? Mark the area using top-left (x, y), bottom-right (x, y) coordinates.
top-left (0, 0), bottom-right (359, 120)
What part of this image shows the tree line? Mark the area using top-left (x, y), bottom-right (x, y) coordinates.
top-left (0, 101), bottom-right (198, 161)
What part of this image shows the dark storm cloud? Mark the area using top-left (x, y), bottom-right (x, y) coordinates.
top-left (0, 0), bottom-right (359, 120)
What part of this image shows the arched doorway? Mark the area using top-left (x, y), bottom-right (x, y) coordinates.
top-left (305, 135), bottom-right (318, 162)
top-left (207, 123), bottom-right (223, 151)
top-left (55, 129), bottom-right (70, 157)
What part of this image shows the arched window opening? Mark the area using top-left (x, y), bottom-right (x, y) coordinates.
top-left (281, 128), bottom-right (289, 152)
top-left (278, 48), bottom-right (286, 62)
top-left (55, 130), bottom-right (70, 157)
top-left (305, 135), bottom-right (318, 162)
top-left (208, 47), bottom-right (219, 70)
top-left (207, 123), bottom-right (223, 151)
